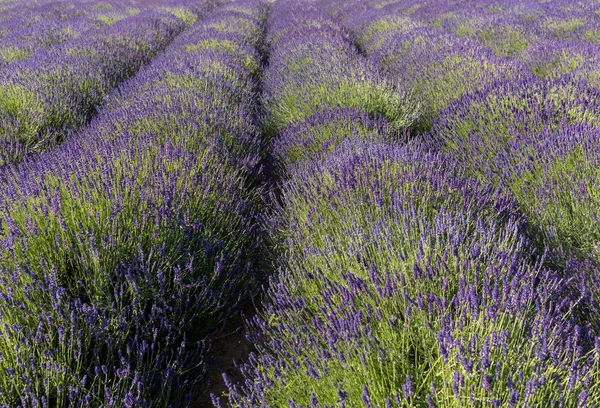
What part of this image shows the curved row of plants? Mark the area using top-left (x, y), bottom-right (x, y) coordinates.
top-left (0, 0), bottom-right (208, 167)
top-left (0, 0), bottom-right (97, 39)
top-left (0, 0), bottom-right (132, 67)
top-left (220, 0), bottom-right (600, 406)
top-left (0, 0), bottom-right (268, 405)
top-left (328, 0), bottom-right (600, 336)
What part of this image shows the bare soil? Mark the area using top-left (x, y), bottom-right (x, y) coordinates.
top-left (192, 304), bottom-right (257, 408)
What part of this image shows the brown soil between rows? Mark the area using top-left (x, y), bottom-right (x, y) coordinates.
top-left (193, 303), bottom-right (257, 408)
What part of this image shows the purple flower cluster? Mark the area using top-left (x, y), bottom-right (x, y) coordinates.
top-left (273, 108), bottom-right (391, 173)
top-left (0, 0), bottom-right (267, 405)
top-left (433, 75), bottom-right (600, 177)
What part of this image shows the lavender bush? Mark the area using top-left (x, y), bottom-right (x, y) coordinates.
top-left (433, 76), bottom-right (600, 270)
top-left (225, 137), bottom-right (599, 407)
top-left (262, 0), bottom-right (419, 138)
top-left (0, 0), bottom-right (268, 405)
top-left (273, 108), bottom-right (391, 172)
top-left (434, 76), bottom-right (600, 177)
top-left (445, 122), bottom-right (600, 326)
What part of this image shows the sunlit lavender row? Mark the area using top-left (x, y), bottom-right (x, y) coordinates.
top-left (0, 0), bottom-right (208, 166)
top-left (219, 0), bottom-right (600, 407)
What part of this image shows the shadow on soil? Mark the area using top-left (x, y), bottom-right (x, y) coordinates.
top-left (193, 301), bottom-right (257, 408)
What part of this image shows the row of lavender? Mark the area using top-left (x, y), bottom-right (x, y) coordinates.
top-left (370, 0), bottom-right (600, 84)
top-left (333, 0), bottom-right (600, 330)
top-left (332, 0), bottom-right (600, 121)
top-left (0, 0), bottom-right (155, 66)
top-left (0, 0), bottom-right (100, 36)
top-left (0, 0), bottom-right (208, 167)
top-left (0, 1), bottom-right (127, 64)
top-left (219, 0), bottom-right (600, 406)
top-left (0, 0), bottom-right (270, 405)
top-left (0, 0), bottom-right (203, 55)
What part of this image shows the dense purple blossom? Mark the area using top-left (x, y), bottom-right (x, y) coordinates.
top-left (434, 75), bottom-right (600, 178)
top-left (273, 108), bottom-right (392, 171)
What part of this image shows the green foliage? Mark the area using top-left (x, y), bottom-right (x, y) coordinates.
top-left (169, 7), bottom-right (197, 25)
top-left (477, 25), bottom-right (531, 57)
top-left (265, 77), bottom-right (418, 137)
top-left (0, 47), bottom-right (31, 62)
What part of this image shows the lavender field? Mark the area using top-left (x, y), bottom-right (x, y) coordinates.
top-left (1, 0), bottom-right (600, 406)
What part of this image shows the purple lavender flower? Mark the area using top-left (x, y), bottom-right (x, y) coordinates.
top-left (402, 375), bottom-right (414, 399)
